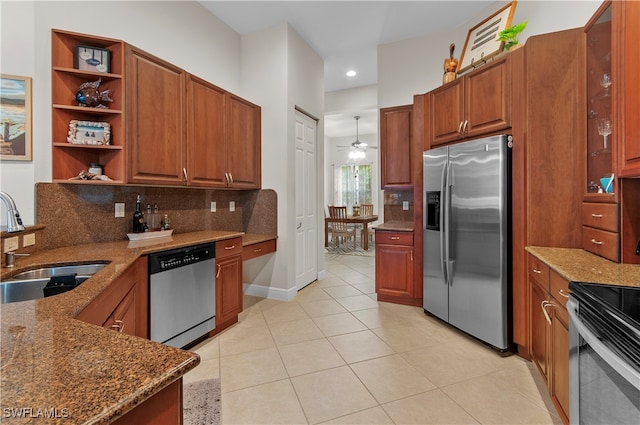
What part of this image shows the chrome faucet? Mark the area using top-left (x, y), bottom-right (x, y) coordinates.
top-left (0, 192), bottom-right (25, 233)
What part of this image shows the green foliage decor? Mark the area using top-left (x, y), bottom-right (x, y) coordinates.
top-left (498, 21), bottom-right (528, 51)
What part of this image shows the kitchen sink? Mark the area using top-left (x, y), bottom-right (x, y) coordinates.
top-left (1, 263), bottom-right (108, 304)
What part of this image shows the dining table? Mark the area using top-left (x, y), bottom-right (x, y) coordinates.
top-left (324, 214), bottom-right (378, 251)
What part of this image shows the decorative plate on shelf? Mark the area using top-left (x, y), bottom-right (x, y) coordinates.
top-left (126, 229), bottom-right (173, 241)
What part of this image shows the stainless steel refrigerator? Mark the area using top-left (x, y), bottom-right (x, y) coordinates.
top-left (423, 134), bottom-right (511, 351)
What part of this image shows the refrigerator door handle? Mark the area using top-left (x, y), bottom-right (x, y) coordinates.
top-left (443, 161), bottom-right (452, 286)
top-left (440, 161), bottom-right (448, 285)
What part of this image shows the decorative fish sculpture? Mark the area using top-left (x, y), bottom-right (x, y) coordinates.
top-left (75, 78), bottom-right (112, 108)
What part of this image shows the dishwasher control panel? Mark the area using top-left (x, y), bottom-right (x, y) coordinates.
top-left (148, 242), bottom-right (215, 274)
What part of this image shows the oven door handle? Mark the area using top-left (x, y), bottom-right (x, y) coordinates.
top-left (568, 300), bottom-right (640, 390)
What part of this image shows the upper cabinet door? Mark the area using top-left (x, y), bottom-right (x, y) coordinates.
top-left (380, 104), bottom-right (413, 188)
top-left (618, 0), bottom-right (640, 177)
top-left (429, 57), bottom-right (511, 146)
top-left (126, 45), bottom-right (186, 185)
top-left (430, 78), bottom-right (465, 145)
top-left (186, 74), bottom-right (228, 188)
top-left (226, 94), bottom-right (262, 189)
top-left (464, 58), bottom-right (511, 138)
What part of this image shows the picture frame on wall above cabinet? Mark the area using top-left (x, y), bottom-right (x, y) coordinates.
top-left (75, 45), bottom-right (110, 73)
top-left (67, 120), bottom-right (111, 145)
top-left (458, 0), bottom-right (517, 74)
top-left (0, 74), bottom-right (32, 161)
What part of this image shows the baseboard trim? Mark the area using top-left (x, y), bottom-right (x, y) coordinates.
top-left (243, 283), bottom-right (297, 301)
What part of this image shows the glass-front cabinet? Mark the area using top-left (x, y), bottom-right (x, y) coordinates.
top-left (585, 1), bottom-right (615, 200)
top-left (583, 1), bottom-right (620, 263)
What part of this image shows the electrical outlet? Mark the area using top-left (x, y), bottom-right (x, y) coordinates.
top-left (211, 201), bottom-right (216, 212)
top-left (402, 201), bottom-right (409, 210)
top-left (229, 201), bottom-right (235, 212)
top-left (114, 203), bottom-right (125, 217)
top-left (4, 236), bottom-right (18, 252)
top-left (23, 233), bottom-right (36, 247)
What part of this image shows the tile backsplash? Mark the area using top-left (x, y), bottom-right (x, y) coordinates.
top-left (35, 183), bottom-right (277, 250)
top-left (383, 189), bottom-right (413, 222)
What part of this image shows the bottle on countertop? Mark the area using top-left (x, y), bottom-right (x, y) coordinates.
top-left (162, 214), bottom-right (171, 231)
top-left (132, 195), bottom-right (144, 233)
top-left (150, 203), bottom-right (161, 231)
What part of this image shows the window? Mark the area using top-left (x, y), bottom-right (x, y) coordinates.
top-left (334, 164), bottom-right (372, 210)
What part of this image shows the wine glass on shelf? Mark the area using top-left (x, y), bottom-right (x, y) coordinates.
top-left (600, 72), bottom-right (612, 89)
top-left (597, 118), bottom-right (612, 150)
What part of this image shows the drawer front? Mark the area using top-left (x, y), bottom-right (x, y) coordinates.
top-left (375, 231), bottom-right (413, 246)
top-left (216, 237), bottom-right (243, 258)
top-left (527, 253), bottom-right (550, 291)
top-left (243, 239), bottom-right (276, 261)
top-left (582, 202), bottom-right (619, 232)
top-left (549, 270), bottom-right (570, 308)
top-left (582, 226), bottom-right (620, 262)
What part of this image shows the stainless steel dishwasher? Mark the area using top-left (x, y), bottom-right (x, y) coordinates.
top-left (148, 242), bottom-right (215, 348)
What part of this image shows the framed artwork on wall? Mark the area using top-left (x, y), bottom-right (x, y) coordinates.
top-left (0, 74), bottom-right (32, 161)
top-left (458, 1), bottom-right (517, 74)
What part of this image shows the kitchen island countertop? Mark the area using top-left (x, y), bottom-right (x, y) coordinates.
top-left (526, 246), bottom-right (640, 288)
top-left (0, 230), bottom-right (272, 424)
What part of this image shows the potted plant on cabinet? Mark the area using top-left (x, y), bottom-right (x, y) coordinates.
top-left (498, 21), bottom-right (528, 51)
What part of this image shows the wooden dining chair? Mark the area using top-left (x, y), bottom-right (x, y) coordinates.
top-left (328, 206), bottom-right (356, 249)
top-left (360, 203), bottom-right (376, 244)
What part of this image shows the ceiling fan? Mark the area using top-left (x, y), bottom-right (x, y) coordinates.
top-left (337, 116), bottom-right (378, 151)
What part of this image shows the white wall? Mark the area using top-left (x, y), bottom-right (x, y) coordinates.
top-left (378, 0), bottom-right (602, 107)
top-left (241, 23), bottom-right (325, 299)
top-left (1, 0), bottom-right (241, 226)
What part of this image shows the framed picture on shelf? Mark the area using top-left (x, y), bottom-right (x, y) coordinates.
top-left (0, 74), bottom-right (32, 161)
top-left (75, 45), bottom-right (111, 73)
top-left (68, 120), bottom-right (111, 145)
top-left (458, 1), bottom-right (517, 74)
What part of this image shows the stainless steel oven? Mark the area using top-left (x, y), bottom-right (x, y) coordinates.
top-left (568, 282), bottom-right (640, 425)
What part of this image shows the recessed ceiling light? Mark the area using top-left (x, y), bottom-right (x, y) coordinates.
top-left (346, 70), bottom-right (357, 77)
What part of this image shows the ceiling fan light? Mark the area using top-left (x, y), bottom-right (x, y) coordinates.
top-left (346, 70), bottom-right (357, 77)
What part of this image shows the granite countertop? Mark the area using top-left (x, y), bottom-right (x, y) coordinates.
top-left (373, 221), bottom-right (414, 232)
top-left (0, 230), bottom-right (275, 424)
top-left (526, 246), bottom-right (640, 288)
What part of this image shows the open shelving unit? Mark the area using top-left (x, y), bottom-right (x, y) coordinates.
top-left (51, 29), bottom-right (125, 183)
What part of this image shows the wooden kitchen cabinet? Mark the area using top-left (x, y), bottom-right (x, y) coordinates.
top-left (380, 105), bottom-right (413, 189)
top-left (112, 378), bottom-right (182, 425)
top-left (126, 45), bottom-right (261, 188)
top-left (51, 29), bottom-right (126, 182)
top-left (186, 73), bottom-right (227, 187)
top-left (616, 0), bottom-right (640, 178)
top-left (375, 230), bottom-right (420, 306)
top-left (527, 253), bottom-right (570, 424)
top-left (126, 44), bottom-right (186, 186)
top-left (214, 237), bottom-right (243, 332)
top-left (430, 57), bottom-right (511, 146)
top-left (76, 257), bottom-right (148, 338)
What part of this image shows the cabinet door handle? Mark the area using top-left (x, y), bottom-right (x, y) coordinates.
top-left (224, 172), bottom-right (229, 184)
top-left (389, 236), bottom-right (400, 240)
top-left (532, 268), bottom-right (542, 274)
top-left (182, 168), bottom-right (188, 182)
top-left (541, 300), bottom-right (553, 325)
top-left (458, 121), bottom-right (464, 134)
top-left (225, 245), bottom-right (236, 250)
top-left (411, 249), bottom-right (413, 262)
top-left (229, 173), bottom-right (234, 184)
top-left (591, 213), bottom-right (603, 218)
top-left (590, 238), bottom-right (603, 246)
top-left (559, 289), bottom-right (570, 298)
top-left (216, 263), bottom-right (221, 279)
top-left (253, 248), bottom-right (262, 253)
top-left (111, 320), bottom-right (124, 333)
top-left (463, 120), bottom-right (469, 133)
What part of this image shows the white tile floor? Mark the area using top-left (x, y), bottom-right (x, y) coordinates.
top-left (187, 253), bottom-right (562, 424)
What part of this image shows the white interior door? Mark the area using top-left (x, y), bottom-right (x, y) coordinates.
top-left (295, 110), bottom-right (318, 291)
